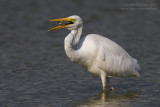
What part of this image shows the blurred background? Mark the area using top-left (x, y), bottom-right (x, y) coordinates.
top-left (0, 0), bottom-right (160, 107)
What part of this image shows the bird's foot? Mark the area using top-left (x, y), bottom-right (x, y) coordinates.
top-left (110, 87), bottom-right (114, 91)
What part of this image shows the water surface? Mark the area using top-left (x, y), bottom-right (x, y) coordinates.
top-left (0, 0), bottom-right (160, 107)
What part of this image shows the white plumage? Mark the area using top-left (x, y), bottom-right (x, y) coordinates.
top-left (77, 34), bottom-right (140, 77)
top-left (48, 15), bottom-right (140, 92)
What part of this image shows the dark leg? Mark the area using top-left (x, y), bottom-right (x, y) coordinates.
top-left (106, 77), bottom-right (114, 91)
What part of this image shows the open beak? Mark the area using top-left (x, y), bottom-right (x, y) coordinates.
top-left (48, 18), bottom-right (74, 31)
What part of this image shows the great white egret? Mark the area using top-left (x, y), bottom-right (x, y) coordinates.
top-left (48, 15), bottom-right (140, 92)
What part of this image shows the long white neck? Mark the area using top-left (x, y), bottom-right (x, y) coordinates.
top-left (64, 26), bottom-right (83, 62)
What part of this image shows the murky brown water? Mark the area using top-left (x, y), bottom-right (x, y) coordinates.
top-left (0, 0), bottom-right (160, 107)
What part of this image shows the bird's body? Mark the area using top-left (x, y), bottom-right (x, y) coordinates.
top-left (48, 15), bottom-right (140, 92)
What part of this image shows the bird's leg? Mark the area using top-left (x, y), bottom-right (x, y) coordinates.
top-left (100, 72), bottom-right (106, 93)
top-left (106, 77), bottom-right (114, 91)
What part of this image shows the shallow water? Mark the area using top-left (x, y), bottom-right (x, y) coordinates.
top-left (0, 0), bottom-right (160, 107)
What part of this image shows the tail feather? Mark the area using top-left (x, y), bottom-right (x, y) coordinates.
top-left (132, 58), bottom-right (141, 79)
top-left (135, 71), bottom-right (141, 79)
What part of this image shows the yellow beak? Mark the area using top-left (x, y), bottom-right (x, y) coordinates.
top-left (48, 18), bottom-right (73, 31)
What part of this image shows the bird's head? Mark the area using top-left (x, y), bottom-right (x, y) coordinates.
top-left (48, 15), bottom-right (82, 31)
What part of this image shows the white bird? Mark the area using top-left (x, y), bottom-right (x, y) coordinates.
top-left (48, 15), bottom-right (140, 92)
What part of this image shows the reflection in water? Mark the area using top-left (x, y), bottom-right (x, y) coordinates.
top-left (78, 90), bottom-right (141, 107)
